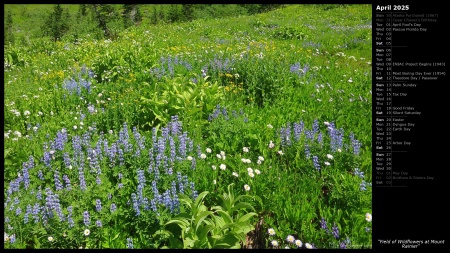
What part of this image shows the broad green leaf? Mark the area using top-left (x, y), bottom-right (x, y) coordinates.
top-left (194, 210), bottom-right (213, 232)
top-left (237, 212), bottom-right (258, 223)
top-left (215, 210), bottom-right (233, 224)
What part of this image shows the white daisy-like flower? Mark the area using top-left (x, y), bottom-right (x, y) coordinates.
top-left (295, 240), bottom-right (303, 248)
top-left (220, 151), bottom-right (225, 157)
top-left (267, 124), bottom-right (273, 129)
top-left (324, 162), bottom-right (331, 166)
top-left (213, 180), bottom-right (216, 184)
top-left (268, 228), bottom-right (276, 236)
top-left (258, 156), bottom-right (264, 161)
top-left (216, 154), bottom-right (222, 159)
top-left (365, 213), bottom-right (372, 222)
top-left (327, 154), bottom-right (333, 159)
top-left (84, 229), bottom-right (90, 236)
top-left (24, 110), bottom-right (31, 116)
top-left (243, 147), bottom-right (249, 153)
top-left (219, 164), bottom-right (226, 170)
top-left (244, 184), bottom-right (250, 191)
top-left (271, 240), bottom-right (278, 247)
top-left (277, 150), bottom-right (284, 155)
top-left (324, 121), bottom-right (330, 126)
top-left (285, 246), bottom-right (290, 249)
top-left (206, 148), bottom-right (212, 153)
top-left (212, 165), bottom-right (217, 170)
top-left (200, 153), bottom-right (207, 159)
top-left (232, 172), bottom-right (239, 177)
top-left (286, 235), bottom-right (295, 243)
top-left (255, 169), bottom-right (261, 175)
top-left (257, 160), bottom-right (262, 165)
top-left (305, 243), bottom-right (313, 249)
top-left (248, 172), bottom-right (255, 178)
top-left (73, 125), bottom-right (77, 130)
top-left (48, 236), bottom-right (54, 242)
top-left (268, 141), bottom-right (275, 149)
top-left (247, 168), bottom-right (253, 173)
top-left (187, 156), bottom-right (193, 161)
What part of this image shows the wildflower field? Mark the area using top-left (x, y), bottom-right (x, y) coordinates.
top-left (4, 4), bottom-right (372, 249)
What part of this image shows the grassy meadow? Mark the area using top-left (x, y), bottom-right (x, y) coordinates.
top-left (4, 4), bottom-right (373, 249)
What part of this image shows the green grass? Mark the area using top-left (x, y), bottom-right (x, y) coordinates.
top-left (4, 4), bottom-right (372, 249)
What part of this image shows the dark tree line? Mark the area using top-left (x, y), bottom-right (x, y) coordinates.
top-left (9, 4), bottom-right (284, 43)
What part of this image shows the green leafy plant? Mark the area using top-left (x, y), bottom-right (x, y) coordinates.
top-left (164, 184), bottom-right (257, 249)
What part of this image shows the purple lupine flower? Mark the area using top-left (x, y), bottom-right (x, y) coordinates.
top-left (72, 135), bottom-right (83, 164)
top-left (305, 130), bottom-right (314, 141)
top-left (131, 193), bottom-right (140, 216)
top-left (32, 204), bottom-right (40, 224)
top-left (67, 206), bottom-right (74, 228)
top-left (54, 129), bottom-right (68, 151)
top-left (353, 168), bottom-right (364, 178)
top-left (312, 156), bottom-right (321, 171)
top-left (317, 132), bottom-right (323, 145)
top-left (162, 190), bottom-right (172, 211)
top-left (83, 211), bottom-right (90, 226)
top-left (169, 136), bottom-right (176, 163)
top-left (110, 203), bottom-right (117, 213)
top-left (96, 176), bottom-right (101, 185)
top-left (312, 119), bottom-right (319, 135)
top-left (63, 175), bottom-right (72, 190)
top-left (170, 115), bottom-right (181, 136)
top-left (151, 180), bottom-right (161, 204)
top-left (42, 151), bottom-right (52, 168)
top-left (24, 204), bottom-right (32, 224)
top-left (22, 166), bottom-right (31, 190)
top-left (53, 193), bottom-right (64, 222)
top-left (44, 188), bottom-right (55, 219)
top-left (293, 121), bottom-right (304, 142)
top-left (96, 220), bottom-right (102, 227)
top-left (36, 185), bottom-right (42, 200)
top-left (15, 206), bottom-right (22, 215)
top-left (350, 133), bottom-right (362, 155)
top-left (79, 170), bottom-right (87, 191)
top-left (38, 170), bottom-right (44, 181)
top-left (332, 223), bottom-right (339, 239)
top-left (126, 238), bottom-right (134, 249)
top-left (191, 157), bottom-right (196, 170)
top-left (96, 199), bottom-right (102, 212)
top-left (177, 172), bottom-right (185, 194)
top-left (54, 170), bottom-right (63, 191)
top-left (178, 132), bottom-right (187, 159)
top-left (9, 234), bottom-right (16, 244)
top-left (117, 148), bottom-right (124, 166)
top-left (320, 217), bottom-right (329, 233)
top-left (63, 152), bottom-right (71, 168)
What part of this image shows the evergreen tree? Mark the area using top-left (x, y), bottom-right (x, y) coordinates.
top-left (182, 4), bottom-right (195, 22)
top-left (122, 4), bottom-right (142, 28)
top-left (41, 4), bottom-right (70, 42)
top-left (91, 4), bottom-right (115, 38)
